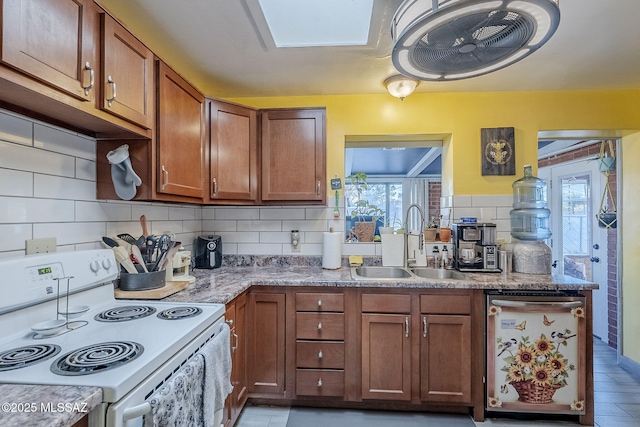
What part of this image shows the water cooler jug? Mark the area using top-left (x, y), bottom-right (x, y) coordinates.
top-left (510, 165), bottom-right (552, 274)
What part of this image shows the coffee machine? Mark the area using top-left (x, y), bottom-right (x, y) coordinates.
top-left (452, 223), bottom-right (500, 272)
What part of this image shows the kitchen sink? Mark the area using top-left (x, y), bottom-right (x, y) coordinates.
top-left (410, 268), bottom-right (467, 281)
top-left (350, 266), bottom-right (468, 281)
top-left (350, 266), bottom-right (413, 280)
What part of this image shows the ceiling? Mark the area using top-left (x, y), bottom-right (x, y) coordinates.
top-left (97, 0), bottom-right (640, 98)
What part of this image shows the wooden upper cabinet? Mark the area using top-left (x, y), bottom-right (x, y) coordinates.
top-left (101, 13), bottom-right (154, 129)
top-left (1, 0), bottom-right (98, 102)
top-left (156, 61), bottom-right (205, 200)
top-left (260, 108), bottom-right (326, 204)
top-left (207, 100), bottom-right (258, 204)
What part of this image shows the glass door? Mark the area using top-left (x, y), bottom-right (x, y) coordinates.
top-left (539, 160), bottom-right (608, 339)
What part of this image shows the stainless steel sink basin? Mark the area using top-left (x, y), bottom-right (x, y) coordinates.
top-left (350, 266), bottom-right (413, 280)
top-left (410, 268), bottom-right (467, 280)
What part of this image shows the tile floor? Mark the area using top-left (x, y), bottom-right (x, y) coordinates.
top-left (235, 338), bottom-right (640, 427)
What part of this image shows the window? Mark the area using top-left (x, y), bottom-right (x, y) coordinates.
top-left (345, 180), bottom-right (403, 239)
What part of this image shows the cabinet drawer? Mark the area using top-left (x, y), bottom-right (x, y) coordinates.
top-left (296, 313), bottom-right (344, 340)
top-left (362, 294), bottom-right (411, 313)
top-left (420, 294), bottom-right (471, 314)
top-left (296, 293), bottom-right (344, 312)
top-left (296, 369), bottom-right (344, 397)
top-left (296, 341), bottom-right (344, 369)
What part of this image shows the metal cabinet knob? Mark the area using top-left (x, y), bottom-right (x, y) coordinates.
top-left (318, 351), bottom-right (323, 359)
top-left (317, 379), bottom-right (323, 387)
top-left (317, 322), bottom-right (322, 330)
top-left (317, 299), bottom-right (322, 308)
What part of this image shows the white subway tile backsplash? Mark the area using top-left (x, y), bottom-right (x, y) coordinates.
top-left (237, 220), bottom-right (281, 232)
top-left (237, 243), bottom-right (281, 255)
top-left (0, 223), bottom-right (32, 252)
top-left (34, 174), bottom-right (95, 201)
top-left (217, 231), bottom-right (259, 244)
top-left (342, 243), bottom-right (377, 256)
top-left (215, 207), bottom-right (259, 220)
top-left (259, 231), bottom-right (291, 244)
top-left (105, 222), bottom-right (147, 239)
top-left (283, 243), bottom-right (322, 256)
top-left (304, 232), bottom-right (325, 244)
top-left (452, 195), bottom-right (471, 207)
top-left (182, 220), bottom-right (203, 233)
top-left (169, 206), bottom-right (201, 221)
top-left (260, 208), bottom-right (305, 220)
top-left (0, 196), bottom-right (74, 223)
top-left (281, 220), bottom-right (326, 232)
top-left (76, 158), bottom-right (96, 181)
top-left (496, 207), bottom-right (512, 220)
top-left (0, 168), bottom-right (33, 196)
top-left (0, 141), bottom-right (75, 177)
top-left (152, 221), bottom-right (186, 235)
top-left (131, 204), bottom-right (170, 220)
top-left (33, 222), bottom-right (105, 246)
top-left (75, 201), bottom-right (132, 222)
top-left (471, 194), bottom-right (512, 207)
top-left (304, 207), bottom-right (329, 220)
top-left (0, 110), bottom-right (32, 146)
top-left (34, 123), bottom-right (95, 160)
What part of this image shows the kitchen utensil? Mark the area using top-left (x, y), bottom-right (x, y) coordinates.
top-left (58, 305), bottom-right (90, 319)
top-left (102, 236), bottom-right (119, 248)
top-left (157, 234), bottom-right (170, 259)
top-left (117, 233), bottom-right (138, 245)
top-left (158, 241), bottom-right (182, 271)
top-left (31, 319), bottom-right (67, 336)
top-left (112, 247), bottom-right (138, 274)
top-left (145, 235), bottom-right (157, 263)
top-left (130, 245), bottom-right (148, 272)
top-left (140, 215), bottom-right (149, 237)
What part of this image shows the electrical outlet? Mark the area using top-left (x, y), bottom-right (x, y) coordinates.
top-left (291, 230), bottom-right (301, 252)
top-left (25, 237), bottom-right (57, 255)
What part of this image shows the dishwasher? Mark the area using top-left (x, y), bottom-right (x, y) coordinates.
top-left (486, 291), bottom-right (587, 415)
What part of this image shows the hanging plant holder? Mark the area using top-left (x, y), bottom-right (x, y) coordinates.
top-left (596, 140), bottom-right (617, 229)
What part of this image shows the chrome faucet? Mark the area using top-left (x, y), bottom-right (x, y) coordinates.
top-left (403, 203), bottom-right (425, 268)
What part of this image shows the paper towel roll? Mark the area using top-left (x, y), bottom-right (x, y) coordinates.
top-left (322, 231), bottom-right (342, 269)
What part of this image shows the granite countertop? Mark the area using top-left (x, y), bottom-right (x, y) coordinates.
top-left (164, 256), bottom-right (598, 305)
top-left (0, 384), bottom-right (101, 427)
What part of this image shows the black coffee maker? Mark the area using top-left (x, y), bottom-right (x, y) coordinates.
top-left (194, 235), bottom-right (222, 269)
top-left (452, 223), bottom-right (500, 272)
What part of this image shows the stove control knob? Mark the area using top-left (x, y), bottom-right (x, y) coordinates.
top-left (102, 258), bottom-right (113, 270)
top-left (90, 260), bottom-right (100, 273)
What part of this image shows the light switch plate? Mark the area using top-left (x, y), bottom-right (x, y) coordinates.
top-left (26, 237), bottom-right (57, 255)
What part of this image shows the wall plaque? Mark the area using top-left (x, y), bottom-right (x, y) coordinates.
top-left (481, 127), bottom-right (515, 176)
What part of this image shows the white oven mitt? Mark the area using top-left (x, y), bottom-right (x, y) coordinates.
top-left (106, 144), bottom-right (142, 200)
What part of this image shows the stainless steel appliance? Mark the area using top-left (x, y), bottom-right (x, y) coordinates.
top-left (195, 235), bottom-right (222, 269)
top-left (486, 291), bottom-right (587, 415)
top-left (0, 250), bottom-right (226, 427)
top-left (452, 222), bottom-right (500, 272)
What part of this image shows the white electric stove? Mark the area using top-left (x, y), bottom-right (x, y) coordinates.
top-left (0, 249), bottom-right (225, 426)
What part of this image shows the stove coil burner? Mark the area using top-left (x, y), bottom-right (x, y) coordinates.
top-left (0, 344), bottom-right (61, 372)
top-left (157, 306), bottom-right (203, 320)
top-left (50, 341), bottom-right (143, 376)
top-left (94, 305), bottom-right (156, 322)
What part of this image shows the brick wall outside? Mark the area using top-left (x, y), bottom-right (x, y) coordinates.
top-left (539, 140), bottom-right (618, 349)
top-left (428, 182), bottom-right (441, 225)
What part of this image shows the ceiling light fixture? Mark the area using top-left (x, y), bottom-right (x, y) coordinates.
top-left (384, 75), bottom-right (420, 100)
top-left (391, 0), bottom-right (561, 81)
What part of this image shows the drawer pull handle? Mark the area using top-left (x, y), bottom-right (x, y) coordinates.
top-left (317, 322), bottom-right (322, 330)
top-left (317, 379), bottom-right (323, 387)
top-left (106, 75), bottom-right (117, 106)
top-left (231, 332), bottom-right (238, 352)
top-left (82, 61), bottom-right (94, 95)
top-left (318, 299), bottom-right (322, 308)
top-left (423, 316), bottom-right (427, 338)
top-left (225, 319), bottom-right (233, 326)
top-left (212, 178), bottom-right (217, 197)
top-left (317, 180), bottom-right (321, 197)
top-left (318, 351), bottom-right (323, 359)
top-left (405, 316), bottom-right (409, 338)
top-left (161, 165), bottom-right (169, 190)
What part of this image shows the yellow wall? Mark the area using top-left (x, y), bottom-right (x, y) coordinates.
top-left (230, 89), bottom-right (640, 365)
top-left (622, 132), bottom-right (640, 363)
top-left (231, 90), bottom-right (640, 196)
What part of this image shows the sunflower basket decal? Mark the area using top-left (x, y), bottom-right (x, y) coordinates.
top-left (498, 333), bottom-right (576, 404)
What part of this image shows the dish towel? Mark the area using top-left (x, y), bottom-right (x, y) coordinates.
top-left (200, 323), bottom-right (234, 427)
top-left (144, 354), bottom-right (205, 427)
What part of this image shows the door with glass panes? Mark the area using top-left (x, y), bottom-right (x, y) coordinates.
top-left (539, 160), bottom-right (608, 339)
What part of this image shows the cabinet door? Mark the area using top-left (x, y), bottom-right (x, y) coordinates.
top-left (420, 314), bottom-right (471, 403)
top-left (361, 314), bottom-right (411, 401)
top-left (101, 13), bottom-right (154, 129)
top-left (156, 61), bottom-right (205, 199)
top-left (222, 303), bottom-right (235, 427)
top-left (208, 100), bottom-right (258, 203)
top-left (231, 294), bottom-right (248, 422)
top-left (248, 292), bottom-right (286, 395)
top-left (1, 0), bottom-right (97, 101)
top-left (260, 108), bottom-right (325, 204)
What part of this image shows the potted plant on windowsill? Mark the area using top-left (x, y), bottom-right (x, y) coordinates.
top-left (424, 217), bottom-right (438, 242)
top-left (347, 172), bottom-right (384, 242)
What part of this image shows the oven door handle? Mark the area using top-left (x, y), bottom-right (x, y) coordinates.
top-left (492, 299), bottom-right (583, 308)
top-left (122, 402), bottom-right (151, 422)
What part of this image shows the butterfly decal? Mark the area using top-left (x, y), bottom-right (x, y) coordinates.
top-left (500, 384), bottom-right (508, 394)
top-left (543, 315), bottom-right (555, 326)
top-left (515, 320), bottom-right (526, 331)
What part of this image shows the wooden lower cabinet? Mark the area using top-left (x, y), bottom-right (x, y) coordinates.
top-left (223, 293), bottom-right (248, 427)
top-left (247, 290), bottom-right (286, 396)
